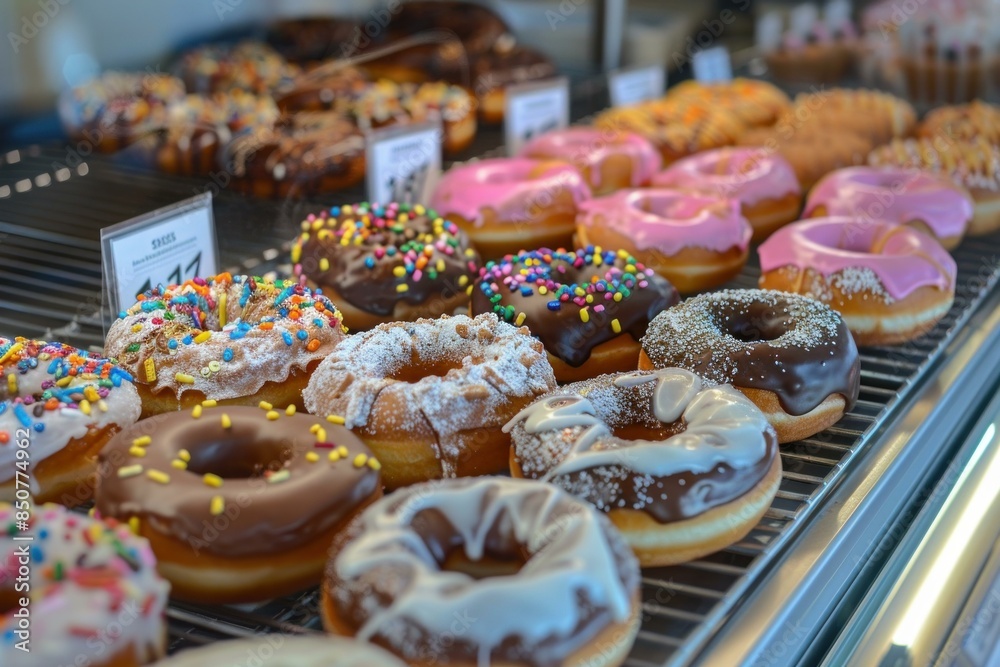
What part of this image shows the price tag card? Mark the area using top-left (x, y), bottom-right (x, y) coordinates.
top-left (504, 77), bottom-right (570, 155)
top-left (609, 65), bottom-right (666, 107)
top-left (692, 46), bottom-right (733, 83)
top-left (365, 119), bottom-right (442, 205)
top-left (101, 192), bottom-right (218, 318)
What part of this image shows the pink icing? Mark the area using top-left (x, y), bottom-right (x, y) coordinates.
top-left (652, 146), bottom-right (801, 208)
top-left (758, 216), bottom-right (957, 300)
top-left (804, 166), bottom-right (973, 240)
top-left (518, 127), bottom-right (662, 189)
top-left (429, 158), bottom-right (592, 226)
top-left (576, 188), bottom-right (752, 255)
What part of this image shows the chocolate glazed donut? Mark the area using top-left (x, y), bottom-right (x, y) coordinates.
top-left (640, 289), bottom-right (860, 443)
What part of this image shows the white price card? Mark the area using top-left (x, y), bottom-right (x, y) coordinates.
top-left (504, 77), bottom-right (570, 155)
top-left (692, 46), bottom-right (733, 83)
top-left (101, 192), bottom-right (218, 317)
top-left (609, 65), bottom-right (666, 107)
top-left (365, 119), bottom-right (442, 205)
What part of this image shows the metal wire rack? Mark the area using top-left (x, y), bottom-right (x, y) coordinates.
top-left (2, 143), bottom-right (999, 666)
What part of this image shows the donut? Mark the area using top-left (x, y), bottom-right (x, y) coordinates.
top-left (1, 502), bottom-right (169, 667)
top-left (506, 368), bottom-right (781, 566)
top-left (868, 137), bottom-right (1000, 236)
top-left (292, 202), bottom-right (481, 331)
top-left (519, 127), bottom-right (662, 196)
top-left (575, 189), bottom-right (752, 294)
top-left (153, 636), bottom-right (408, 667)
top-left (58, 71), bottom-right (186, 152)
top-left (763, 21), bottom-right (858, 85)
top-left (471, 45), bottom-right (559, 124)
top-left (94, 405), bottom-right (382, 603)
top-left (174, 41), bottom-right (299, 95)
top-left (223, 112), bottom-right (366, 198)
top-left (791, 89), bottom-right (917, 145)
top-left (303, 313), bottom-right (556, 490)
top-left (104, 273), bottom-right (347, 418)
top-left (470, 248), bottom-right (679, 382)
top-left (652, 146), bottom-right (802, 242)
top-left (429, 158), bottom-right (592, 259)
top-left (804, 166), bottom-right (972, 250)
top-left (266, 17), bottom-right (360, 64)
top-left (322, 477), bottom-right (641, 667)
top-left (0, 338), bottom-right (140, 506)
top-left (595, 102), bottom-right (745, 166)
top-left (665, 78), bottom-right (792, 128)
top-left (736, 125), bottom-right (873, 191)
top-left (639, 289), bottom-right (861, 443)
top-left (273, 66), bottom-right (371, 115)
top-left (758, 218), bottom-right (957, 346)
top-left (918, 101), bottom-right (1000, 145)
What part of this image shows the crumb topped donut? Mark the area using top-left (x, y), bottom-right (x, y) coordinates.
top-left (0, 338), bottom-right (140, 506)
top-left (640, 290), bottom-right (861, 443)
top-left (292, 201), bottom-right (481, 331)
top-left (322, 477), bottom-right (641, 667)
top-left (471, 247), bottom-right (679, 382)
top-left (506, 368), bottom-right (780, 566)
top-left (1, 503), bottom-right (169, 667)
top-left (95, 405), bottom-right (381, 603)
top-left (105, 274), bottom-right (347, 417)
top-left (303, 313), bottom-right (556, 489)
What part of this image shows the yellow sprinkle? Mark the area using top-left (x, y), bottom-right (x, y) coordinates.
top-left (458, 275), bottom-right (468, 287)
top-left (414, 204), bottom-right (425, 214)
top-left (393, 266), bottom-right (406, 277)
top-left (210, 496), bottom-right (225, 516)
top-left (326, 415), bottom-right (346, 425)
top-left (320, 258), bottom-right (330, 272)
top-left (146, 470), bottom-right (170, 484)
top-left (144, 358), bottom-right (156, 382)
top-left (585, 294), bottom-right (594, 304)
top-left (132, 436), bottom-right (152, 447)
top-left (221, 413), bottom-right (232, 429)
top-left (128, 517), bottom-right (140, 535)
top-left (259, 401), bottom-right (273, 410)
top-left (515, 312), bottom-right (526, 326)
top-left (579, 308), bottom-right (590, 323)
top-left (396, 284), bottom-right (409, 293)
top-left (328, 450), bottom-right (341, 462)
top-left (316, 428), bottom-right (327, 442)
top-left (79, 399), bottom-right (92, 416)
top-left (0, 342), bottom-right (23, 365)
top-left (219, 291), bottom-right (227, 328)
top-left (291, 244), bottom-right (302, 263)
top-left (538, 286), bottom-right (548, 295)
top-left (268, 469), bottom-right (291, 484)
top-left (266, 410), bottom-right (280, 421)
top-left (191, 405), bottom-right (203, 419)
top-left (193, 331), bottom-right (211, 344)
top-left (131, 324), bottom-right (143, 333)
top-left (306, 452), bottom-right (320, 463)
top-left (88, 507), bottom-right (96, 518)
top-left (203, 473), bottom-right (223, 488)
top-left (178, 449), bottom-right (191, 462)
top-left (98, 400), bottom-right (108, 413)
top-left (56, 376), bottom-right (72, 387)
top-left (353, 453), bottom-right (368, 468)
top-left (367, 457), bottom-right (382, 471)
top-left (128, 447), bottom-right (146, 458)
top-left (613, 292), bottom-right (623, 302)
top-left (171, 459), bottom-right (187, 470)
top-left (175, 373), bottom-right (195, 384)
top-left (611, 318), bottom-right (622, 334)
top-left (202, 399), bottom-right (218, 407)
top-left (200, 366), bottom-right (211, 377)
top-left (285, 405), bottom-right (296, 416)
top-left (209, 360), bottom-right (221, 373)
top-left (309, 423), bottom-right (321, 434)
top-left (436, 259), bottom-right (445, 272)
top-left (466, 286), bottom-right (473, 296)
top-left (337, 445), bottom-right (349, 458)
top-left (117, 464), bottom-right (143, 478)
top-left (625, 263), bottom-right (636, 273)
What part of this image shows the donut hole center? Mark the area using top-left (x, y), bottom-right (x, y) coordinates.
top-left (726, 318), bottom-right (785, 343)
top-left (389, 355), bottom-right (464, 383)
top-left (442, 548), bottom-right (527, 580)
top-left (184, 439), bottom-right (293, 478)
top-left (613, 422), bottom-right (686, 441)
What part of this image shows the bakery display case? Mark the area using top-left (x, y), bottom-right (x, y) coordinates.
top-left (2, 1), bottom-right (1000, 666)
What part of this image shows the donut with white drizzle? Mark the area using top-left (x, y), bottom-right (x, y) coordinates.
top-left (506, 368), bottom-right (780, 566)
top-left (0, 502), bottom-right (169, 667)
top-left (322, 477), bottom-right (641, 667)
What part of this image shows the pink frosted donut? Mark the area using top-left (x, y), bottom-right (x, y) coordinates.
top-left (429, 157), bottom-right (591, 258)
top-left (758, 217), bottom-right (957, 345)
top-left (576, 188), bottom-right (751, 293)
top-left (804, 166), bottom-right (972, 250)
top-left (519, 127), bottom-right (662, 195)
top-left (652, 146), bottom-right (802, 241)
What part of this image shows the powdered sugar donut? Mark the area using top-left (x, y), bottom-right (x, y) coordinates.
top-left (154, 636), bottom-right (407, 667)
top-left (506, 368), bottom-right (780, 566)
top-left (322, 477), bottom-right (641, 667)
top-left (0, 503), bottom-right (169, 667)
top-left (105, 274), bottom-right (347, 417)
top-left (0, 338), bottom-right (140, 506)
top-left (303, 313), bottom-right (556, 489)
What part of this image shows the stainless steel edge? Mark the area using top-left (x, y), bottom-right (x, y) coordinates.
top-left (821, 389), bottom-right (1000, 667)
top-left (669, 282), bottom-right (1000, 667)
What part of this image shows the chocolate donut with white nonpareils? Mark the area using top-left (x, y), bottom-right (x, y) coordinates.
top-left (640, 290), bottom-right (861, 443)
top-left (506, 368), bottom-right (780, 566)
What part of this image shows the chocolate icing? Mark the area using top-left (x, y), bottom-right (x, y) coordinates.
top-left (641, 289), bottom-right (861, 416)
top-left (95, 406), bottom-right (380, 558)
top-left (294, 202), bottom-right (481, 317)
top-left (472, 248), bottom-right (679, 367)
